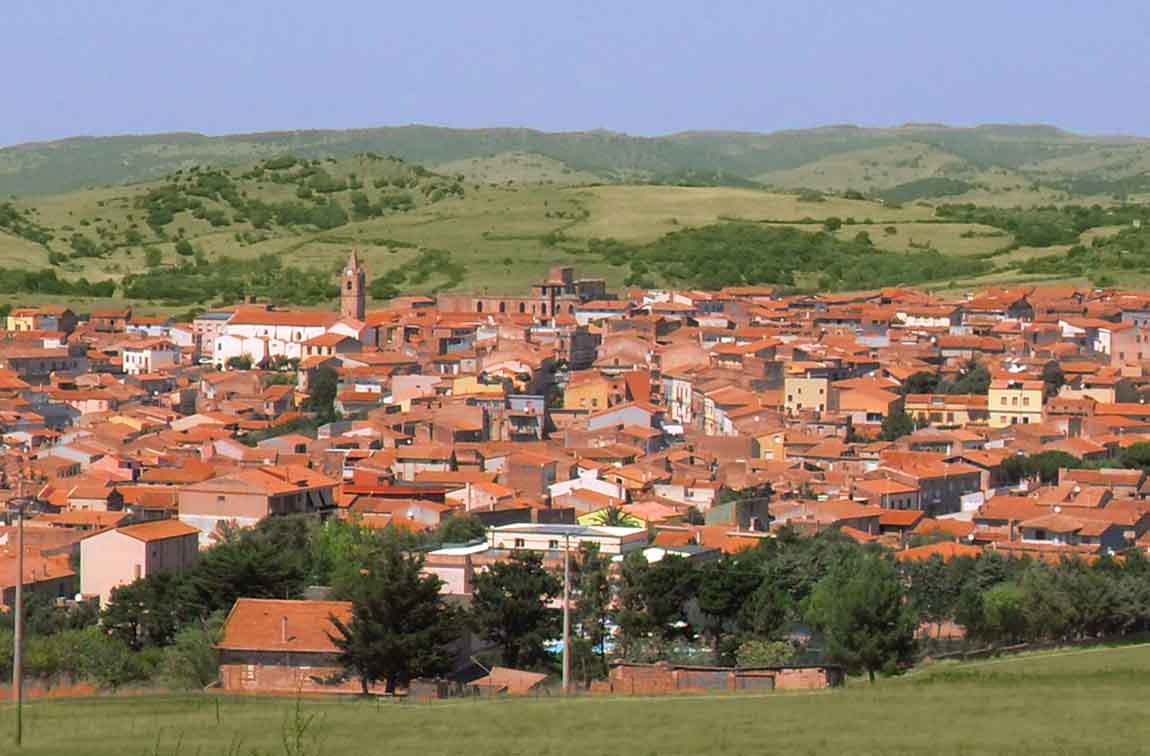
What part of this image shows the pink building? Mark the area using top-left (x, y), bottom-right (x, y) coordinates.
top-left (79, 519), bottom-right (200, 607)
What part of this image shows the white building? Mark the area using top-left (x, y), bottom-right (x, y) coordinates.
top-left (214, 309), bottom-right (358, 368)
top-left (487, 523), bottom-right (648, 556)
top-left (122, 339), bottom-right (180, 375)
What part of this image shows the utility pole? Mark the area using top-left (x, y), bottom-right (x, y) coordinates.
top-left (11, 473), bottom-right (25, 748)
top-left (561, 532), bottom-right (571, 696)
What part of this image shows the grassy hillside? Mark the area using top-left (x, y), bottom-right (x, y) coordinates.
top-left (4, 150), bottom-right (1149, 311)
top-left (5, 123), bottom-right (1150, 201)
top-left (3, 643), bottom-right (1149, 755)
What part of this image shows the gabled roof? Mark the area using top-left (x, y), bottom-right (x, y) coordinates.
top-left (115, 519), bottom-right (200, 543)
top-left (217, 598), bottom-right (350, 653)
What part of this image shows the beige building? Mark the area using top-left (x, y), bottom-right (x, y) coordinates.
top-left (785, 376), bottom-right (836, 415)
top-left (988, 379), bottom-right (1044, 428)
top-left (80, 519), bottom-right (200, 607)
top-left (178, 465), bottom-right (338, 546)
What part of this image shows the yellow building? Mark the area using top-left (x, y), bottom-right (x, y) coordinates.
top-left (988, 379), bottom-right (1044, 428)
top-left (905, 394), bottom-right (990, 427)
top-left (6, 309), bottom-right (37, 333)
top-left (563, 373), bottom-right (615, 412)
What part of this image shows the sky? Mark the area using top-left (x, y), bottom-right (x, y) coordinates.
top-left (5, 1), bottom-right (1149, 147)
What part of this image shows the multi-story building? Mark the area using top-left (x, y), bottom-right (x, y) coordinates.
top-left (988, 379), bottom-right (1044, 428)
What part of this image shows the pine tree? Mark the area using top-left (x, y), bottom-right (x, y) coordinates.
top-left (328, 538), bottom-right (459, 694)
top-left (807, 554), bottom-right (916, 683)
top-left (470, 552), bottom-right (560, 669)
top-left (572, 543), bottom-right (612, 682)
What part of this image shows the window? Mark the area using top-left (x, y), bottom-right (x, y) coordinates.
top-left (514, 538), bottom-right (525, 548)
top-left (1012, 397), bottom-right (1019, 407)
top-left (476, 301), bottom-right (483, 312)
top-left (217, 495), bottom-right (226, 504)
top-left (549, 540), bottom-right (560, 550)
top-left (1022, 397), bottom-right (1029, 407)
top-left (518, 303), bottom-right (526, 313)
top-left (1000, 397), bottom-right (1007, 406)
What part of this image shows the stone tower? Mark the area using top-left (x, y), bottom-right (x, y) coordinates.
top-left (341, 249), bottom-right (366, 321)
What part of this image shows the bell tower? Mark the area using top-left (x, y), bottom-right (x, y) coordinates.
top-left (341, 249), bottom-right (366, 321)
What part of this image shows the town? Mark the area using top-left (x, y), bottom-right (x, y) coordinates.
top-left (1, 249), bottom-right (1150, 704)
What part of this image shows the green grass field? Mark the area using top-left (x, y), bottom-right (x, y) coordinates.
top-left (3, 643), bottom-right (1149, 755)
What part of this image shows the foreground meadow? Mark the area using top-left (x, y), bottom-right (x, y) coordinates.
top-left (2, 643), bottom-right (1148, 756)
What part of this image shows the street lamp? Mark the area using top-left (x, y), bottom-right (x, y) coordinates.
top-left (561, 532), bottom-right (571, 696)
top-left (10, 493), bottom-right (28, 748)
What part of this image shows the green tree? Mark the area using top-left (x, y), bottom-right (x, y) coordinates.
top-left (807, 555), bottom-right (916, 683)
top-left (161, 615), bottom-right (224, 689)
top-left (471, 552), bottom-right (560, 670)
top-left (226, 355), bottom-right (253, 371)
top-left (1119, 442), bottom-right (1150, 469)
top-left (175, 239), bottom-right (195, 257)
top-left (1041, 361), bottom-right (1065, 399)
top-left (572, 543), bottom-right (612, 683)
top-left (906, 555), bottom-right (959, 640)
top-left (735, 639), bottom-right (796, 668)
top-left (903, 371), bottom-right (940, 395)
top-left (433, 514), bottom-right (487, 544)
top-left (145, 247), bottom-right (163, 267)
top-left (879, 410), bottom-right (915, 441)
top-left (187, 525), bottom-right (310, 616)
top-left (980, 583), bottom-right (1028, 644)
top-left (696, 555), bottom-right (762, 664)
top-left (329, 538), bottom-right (459, 694)
top-left (306, 365), bottom-right (339, 423)
top-left (103, 572), bottom-right (197, 650)
top-left (613, 553), bottom-right (697, 659)
top-left (944, 359), bottom-right (991, 395)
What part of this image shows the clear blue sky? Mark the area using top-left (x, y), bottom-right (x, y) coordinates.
top-left (5, 0), bottom-right (1148, 146)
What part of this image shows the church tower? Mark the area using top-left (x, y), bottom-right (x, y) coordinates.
top-left (341, 249), bottom-right (366, 321)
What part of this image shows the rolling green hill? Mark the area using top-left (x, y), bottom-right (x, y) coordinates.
top-left (4, 123), bottom-right (1150, 201)
top-left (4, 140), bottom-right (1150, 313)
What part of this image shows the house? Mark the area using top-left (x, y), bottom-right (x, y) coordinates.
top-left (80, 519), bottom-right (200, 607)
top-left (217, 598), bottom-right (376, 695)
top-left (587, 401), bottom-right (661, 432)
top-left (121, 338), bottom-right (180, 375)
top-left (852, 478), bottom-right (921, 510)
top-left (178, 465), bottom-right (338, 545)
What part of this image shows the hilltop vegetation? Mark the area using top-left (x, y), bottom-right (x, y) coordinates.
top-left (4, 123), bottom-right (1150, 204)
top-left (592, 222), bottom-right (992, 291)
